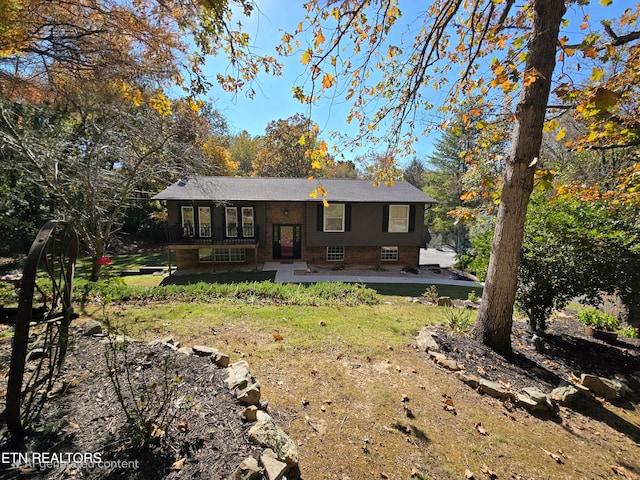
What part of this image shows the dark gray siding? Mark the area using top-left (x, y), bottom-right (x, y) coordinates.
top-left (305, 202), bottom-right (425, 247)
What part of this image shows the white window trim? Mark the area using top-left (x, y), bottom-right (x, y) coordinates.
top-left (181, 206), bottom-right (195, 237)
top-left (324, 203), bottom-right (345, 232)
top-left (388, 205), bottom-right (409, 233)
top-left (225, 206), bottom-right (238, 237)
top-left (381, 246), bottom-right (399, 261)
top-left (242, 207), bottom-right (254, 237)
top-left (326, 246), bottom-right (345, 262)
top-left (198, 206), bottom-right (211, 237)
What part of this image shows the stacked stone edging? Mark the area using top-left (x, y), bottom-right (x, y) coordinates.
top-left (173, 341), bottom-right (300, 480)
top-left (415, 326), bottom-right (635, 414)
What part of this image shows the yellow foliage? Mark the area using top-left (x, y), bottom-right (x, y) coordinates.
top-left (149, 92), bottom-right (172, 117)
top-left (322, 73), bottom-right (335, 89)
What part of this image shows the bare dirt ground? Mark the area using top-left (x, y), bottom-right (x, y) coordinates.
top-left (0, 335), bottom-right (265, 479)
top-left (0, 310), bottom-right (638, 479)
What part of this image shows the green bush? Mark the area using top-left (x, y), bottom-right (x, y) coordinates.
top-left (578, 309), bottom-right (619, 332)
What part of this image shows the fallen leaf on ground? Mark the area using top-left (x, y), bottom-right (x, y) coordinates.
top-left (465, 468), bottom-right (475, 479)
top-left (172, 458), bottom-right (185, 470)
top-left (475, 423), bottom-right (489, 435)
top-left (611, 465), bottom-right (632, 478)
top-left (273, 333), bottom-right (283, 341)
top-left (480, 464), bottom-right (498, 478)
top-left (542, 448), bottom-right (564, 464)
top-left (477, 366), bottom-right (486, 375)
top-left (442, 394), bottom-right (457, 415)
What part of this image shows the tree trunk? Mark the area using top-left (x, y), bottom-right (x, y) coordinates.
top-left (473, 0), bottom-right (566, 353)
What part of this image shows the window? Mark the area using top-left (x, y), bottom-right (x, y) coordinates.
top-left (225, 207), bottom-right (238, 237)
top-left (388, 205), bottom-right (409, 232)
top-left (327, 247), bottom-right (345, 262)
top-left (181, 206), bottom-right (195, 237)
top-left (199, 248), bottom-right (213, 263)
top-left (214, 248), bottom-right (246, 262)
top-left (324, 204), bottom-right (345, 232)
top-left (381, 246), bottom-right (399, 261)
top-left (242, 207), bottom-right (254, 237)
top-left (198, 207), bottom-right (211, 237)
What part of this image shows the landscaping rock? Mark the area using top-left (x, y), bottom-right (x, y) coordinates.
top-left (581, 374), bottom-right (628, 400)
top-left (149, 336), bottom-right (179, 350)
top-left (192, 345), bottom-right (217, 356)
top-left (519, 387), bottom-right (552, 412)
top-left (436, 358), bottom-right (463, 372)
top-left (455, 371), bottom-right (479, 389)
top-left (522, 386), bottom-right (548, 404)
top-left (211, 351), bottom-right (230, 368)
top-left (81, 320), bottom-right (102, 336)
top-left (237, 382), bottom-right (262, 406)
top-left (241, 405), bottom-right (259, 422)
top-left (227, 360), bottom-right (262, 406)
top-left (428, 351), bottom-right (447, 362)
top-left (437, 296), bottom-right (453, 307)
top-left (478, 378), bottom-right (512, 399)
top-left (227, 361), bottom-right (256, 390)
top-left (261, 450), bottom-right (288, 480)
top-left (516, 391), bottom-right (549, 413)
top-left (550, 385), bottom-right (582, 405)
top-left (415, 327), bottom-right (439, 352)
top-left (248, 412), bottom-right (299, 466)
top-left (232, 456), bottom-right (262, 480)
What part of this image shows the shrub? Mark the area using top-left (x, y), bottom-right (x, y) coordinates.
top-left (578, 309), bottom-right (619, 332)
top-left (442, 307), bottom-right (473, 334)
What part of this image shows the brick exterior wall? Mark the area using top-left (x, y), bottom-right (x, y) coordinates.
top-left (175, 249), bottom-right (200, 269)
top-left (264, 202), bottom-right (306, 262)
top-left (305, 245), bottom-right (420, 267)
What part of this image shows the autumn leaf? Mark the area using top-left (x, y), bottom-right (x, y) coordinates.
top-left (442, 394), bottom-right (457, 415)
top-left (274, 333), bottom-right (284, 341)
top-left (301, 49), bottom-right (312, 65)
top-left (322, 73), bottom-right (336, 89)
top-left (542, 448), bottom-right (564, 464)
top-left (480, 464), bottom-right (498, 479)
top-left (172, 458), bottom-right (186, 470)
top-left (474, 423), bottom-right (489, 435)
top-left (314, 28), bottom-right (326, 48)
top-left (611, 465), bottom-right (633, 478)
top-left (590, 68), bottom-right (605, 82)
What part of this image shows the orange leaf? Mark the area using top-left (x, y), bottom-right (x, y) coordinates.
top-left (314, 28), bottom-right (326, 48)
top-left (322, 73), bottom-right (335, 89)
top-left (274, 334), bottom-right (283, 341)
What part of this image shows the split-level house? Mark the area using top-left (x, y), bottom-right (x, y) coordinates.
top-left (152, 176), bottom-right (437, 270)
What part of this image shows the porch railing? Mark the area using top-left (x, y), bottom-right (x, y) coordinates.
top-left (167, 225), bottom-right (259, 245)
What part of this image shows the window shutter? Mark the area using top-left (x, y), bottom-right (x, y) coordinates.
top-left (382, 205), bottom-right (389, 232)
top-left (317, 204), bottom-right (324, 231)
top-left (409, 205), bottom-right (416, 232)
top-left (345, 204), bottom-right (352, 232)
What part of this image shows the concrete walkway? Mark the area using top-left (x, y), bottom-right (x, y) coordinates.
top-left (262, 261), bottom-right (482, 287)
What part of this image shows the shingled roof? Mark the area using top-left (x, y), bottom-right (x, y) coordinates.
top-left (152, 176), bottom-right (437, 204)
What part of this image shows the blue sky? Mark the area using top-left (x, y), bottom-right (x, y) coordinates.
top-left (202, 0), bottom-right (630, 167)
